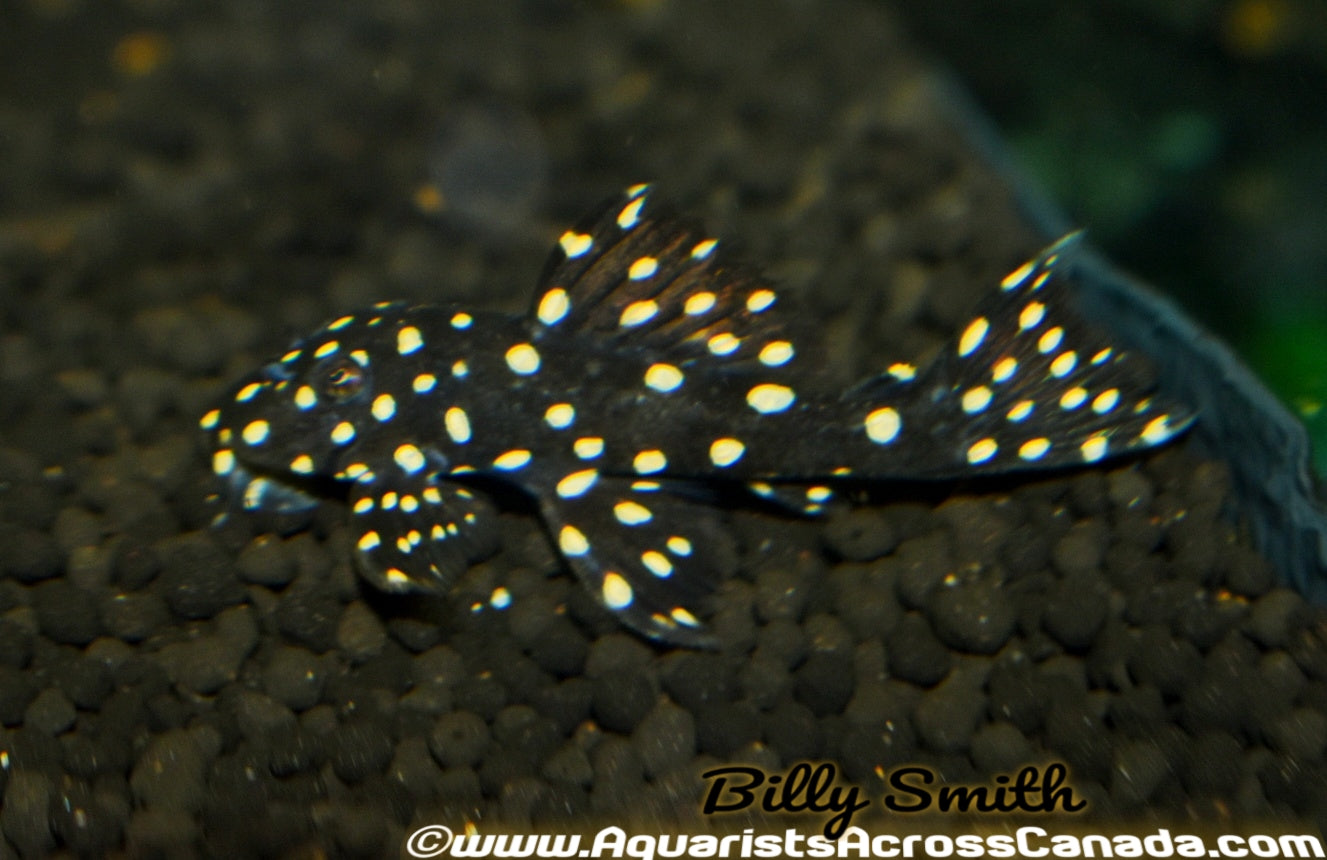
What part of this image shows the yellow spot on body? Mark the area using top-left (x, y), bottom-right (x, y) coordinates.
top-left (633, 450), bottom-right (667, 474)
top-left (746, 289), bottom-right (776, 313)
top-left (242, 420), bottom-right (270, 445)
top-left (641, 551), bottom-right (672, 578)
top-left (617, 197), bottom-right (646, 230)
top-left (685, 292), bottom-right (717, 315)
top-left (235, 382), bottom-right (263, 403)
top-left (807, 486), bottom-right (833, 503)
top-left (1050, 351), bottom-right (1078, 378)
top-left (614, 500), bottom-right (652, 525)
top-left (199, 409), bottom-right (221, 430)
top-left (746, 383), bottom-right (795, 414)
top-left (537, 288), bottom-right (571, 326)
top-left (1141, 415), bottom-right (1173, 444)
top-left (672, 607), bottom-right (700, 627)
top-left (413, 374), bottom-right (436, 393)
top-left (709, 438), bottom-right (745, 467)
top-left (382, 492), bottom-right (399, 510)
top-left (212, 449), bottom-right (235, 476)
top-left (602, 572), bottom-right (634, 609)
top-left (666, 536), bottom-right (692, 556)
top-left (423, 487), bottom-right (442, 504)
top-left (352, 497), bottom-right (374, 514)
top-left (1008, 400), bottom-right (1034, 422)
top-left (313, 340), bottom-right (340, 358)
top-left (559, 231), bottom-right (592, 258)
top-left (372, 394), bottom-right (396, 421)
top-left (574, 437), bottom-right (604, 459)
top-left (1002, 259), bottom-right (1036, 290)
top-left (290, 454), bottom-right (315, 474)
top-left (620, 299), bottom-right (658, 327)
top-left (691, 238), bottom-right (718, 259)
top-left (1081, 435), bottom-right (1109, 462)
top-left (959, 317), bottom-right (989, 357)
top-left (294, 385), bottom-right (317, 410)
top-left (281, 349), bottom-right (301, 363)
top-left (344, 463), bottom-right (369, 479)
top-left (556, 469), bottom-right (599, 499)
top-left (708, 332), bottom-right (741, 355)
top-left (445, 407), bottom-right (471, 443)
top-left (1019, 301), bottom-right (1046, 331)
top-left (628, 256), bottom-right (658, 280)
top-left (1060, 387), bottom-right (1087, 410)
top-left (396, 536), bottom-right (412, 553)
top-left (493, 450), bottom-right (531, 471)
top-left (1038, 327), bottom-right (1064, 354)
top-left (888, 363), bottom-right (917, 381)
top-left (330, 421), bottom-right (356, 445)
top-left (967, 438), bottom-right (998, 465)
top-left (350, 350), bottom-right (369, 366)
top-left (1033, 271), bottom-right (1051, 290)
top-left (1093, 389), bottom-right (1120, 414)
top-left (758, 341), bottom-right (794, 367)
top-left (632, 481), bottom-right (660, 491)
top-left (394, 444), bottom-right (426, 474)
top-left (452, 360), bottom-right (469, 378)
top-left (357, 531), bottom-right (381, 552)
top-left (451, 312), bottom-right (473, 329)
top-left (644, 363), bottom-right (683, 392)
top-left (384, 568), bottom-right (410, 586)
top-left (1019, 438), bottom-right (1051, 461)
top-left (559, 525), bottom-right (590, 556)
top-left (864, 407), bottom-right (902, 444)
top-left (431, 524), bottom-right (446, 540)
top-left (961, 387), bottom-right (992, 414)
top-left (397, 326), bottom-right (424, 355)
top-left (1091, 348), bottom-right (1113, 365)
top-left (505, 343), bottom-right (541, 375)
top-left (544, 403), bottom-right (575, 429)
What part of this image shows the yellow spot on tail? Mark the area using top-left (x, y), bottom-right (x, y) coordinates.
top-left (602, 572), bottom-right (634, 609)
top-left (1008, 400), bottom-right (1034, 422)
top-left (959, 317), bottom-right (989, 357)
top-left (888, 363), bottom-right (917, 381)
top-left (372, 393), bottom-right (396, 421)
top-left (397, 326), bottom-right (424, 355)
top-left (708, 332), bottom-right (741, 355)
top-left (1060, 387), bottom-right (1087, 410)
top-left (633, 450), bottom-right (667, 474)
top-left (620, 299), bottom-right (659, 327)
top-left (1002, 259), bottom-right (1036, 290)
top-left (1081, 435), bottom-right (1109, 462)
top-left (556, 469), bottom-right (599, 499)
top-left (967, 438), bottom-right (998, 465)
top-left (413, 374), bottom-right (437, 393)
top-left (961, 387), bottom-right (992, 414)
top-left (666, 536), bottom-right (692, 556)
top-left (993, 356), bottom-right (1018, 383)
top-left (691, 238), bottom-right (717, 259)
top-left (242, 420), bottom-right (270, 445)
top-left (559, 231), bottom-right (592, 258)
top-left (199, 409), bottom-right (221, 430)
top-left (709, 438), bottom-right (745, 467)
top-left (1140, 414), bottom-right (1173, 444)
top-left (1093, 389), bottom-right (1120, 414)
top-left (235, 382), bottom-right (263, 403)
top-left (641, 551), bottom-right (672, 578)
top-left (618, 197), bottom-right (646, 230)
top-left (746, 289), bottom-right (776, 313)
top-left (759, 341), bottom-right (795, 367)
top-left (746, 383), bottom-right (795, 414)
top-left (1038, 327), bottom-right (1064, 354)
top-left (644, 363), bottom-right (684, 392)
top-left (1019, 302), bottom-right (1046, 331)
top-left (1019, 438), bottom-right (1051, 461)
top-left (545, 403), bottom-right (575, 429)
top-left (559, 525), bottom-right (590, 556)
top-left (685, 292), bottom-right (717, 315)
top-left (671, 607), bottom-right (700, 627)
top-left (493, 450), bottom-right (531, 471)
top-left (574, 437), bottom-right (604, 459)
top-left (1050, 351), bottom-right (1078, 378)
top-left (614, 500), bottom-right (652, 525)
top-left (628, 256), bottom-right (659, 280)
top-left (505, 343), bottom-right (541, 375)
top-left (314, 340), bottom-right (339, 358)
top-left (537, 288), bottom-right (571, 325)
top-left (864, 407), bottom-right (901, 444)
top-left (445, 407), bottom-right (471, 443)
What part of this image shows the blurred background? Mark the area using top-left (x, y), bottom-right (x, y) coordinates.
top-left (892, 0), bottom-right (1327, 474)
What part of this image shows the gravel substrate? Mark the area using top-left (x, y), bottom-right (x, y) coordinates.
top-left (2, 0), bottom-right (1325, 855)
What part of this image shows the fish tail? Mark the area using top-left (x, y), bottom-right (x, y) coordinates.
top-left (849, 234), bottom-right (1193, 477)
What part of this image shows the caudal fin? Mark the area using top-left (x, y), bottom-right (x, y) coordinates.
top-left (853, 234), bottom-right (1193, 477)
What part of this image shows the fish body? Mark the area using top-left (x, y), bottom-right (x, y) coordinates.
top-left (201, 184), bottom-right (1192, 646)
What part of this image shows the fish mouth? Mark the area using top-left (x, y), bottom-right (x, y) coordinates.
top-left (216, 459), bottom-right (325, 516)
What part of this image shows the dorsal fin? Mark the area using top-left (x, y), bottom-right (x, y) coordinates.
top-left (527, 185), bottom-right (807, 374)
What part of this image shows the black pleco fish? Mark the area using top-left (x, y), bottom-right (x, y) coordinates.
top-left (200, 184), bottom-right (1193, 647)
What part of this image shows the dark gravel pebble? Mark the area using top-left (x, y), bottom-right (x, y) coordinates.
top-left (33, 580), bottom-right (102, 645)
top-left (429, 711), bottom-right (490, 769)
top-left (887, 613), bottom-right (952, 686)
top-left (822, 508), bottom-right (899, 561)
top-left (155, 534), bottom-right (245, 620)
top-left (591, 668), bottom-right (655, 734)
top-left (927, 575), bottom-right (1017, 654)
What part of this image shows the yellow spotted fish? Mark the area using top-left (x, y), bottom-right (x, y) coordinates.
top-left (200, 184), bottom-right (1192, 647)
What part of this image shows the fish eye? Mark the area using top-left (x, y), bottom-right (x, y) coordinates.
top-left (319, 358), bottom-right (366, 402)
